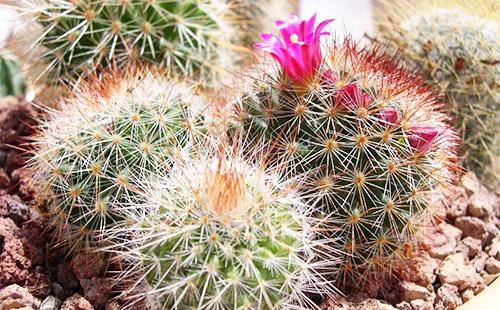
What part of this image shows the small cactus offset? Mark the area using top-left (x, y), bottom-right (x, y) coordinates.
top-left (108, 139), bottom-right (336, 309)
top-left (237, 14), bottom-right (457, 285)
top-left (375, 0), bottom-right (500, 185)
top-left (5, 0), bottom-right (237, 95)
top-left (30, 67), bottom-right (205, 252)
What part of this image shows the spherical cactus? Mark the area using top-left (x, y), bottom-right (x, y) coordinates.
top-left (4, 0), bottom-right (238, 98)
top-left (237, 14), bottom-right (457, 285)
top-left (30, 67), bottom-right (205, 252)
top-left (108, 139), bottom-right (336, 309)
top-left (375, 0), bottom-right (500, 186)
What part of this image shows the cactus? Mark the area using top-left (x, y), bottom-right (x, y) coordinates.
top-left (0, 51), bottom-right (25, 97)
top-left (30, 68), bottom-right (205, 252)
top-left (107, 139), bottom-right (336, 309)
top-left (375, 0), bottom-right (500, 186)
top-left (237, 14), bottom-right (457, 285)
top-left (4, 0), bottom-right (238, 96)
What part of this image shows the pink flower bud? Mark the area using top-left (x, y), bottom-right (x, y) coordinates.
top-left (378, 106), bottom-right (400, 126)
top-left (407, 125), bottom-right (439, 152)
top-left (255, 14), bottom-right (334, 84)
top-left (336, 83), bottom-right (371, 109)
top-left (320, 69), bottom-right (339, 85)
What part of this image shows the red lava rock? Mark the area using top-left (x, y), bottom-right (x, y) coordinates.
top-left (409, 299), bottom-right (433, 310)
top-left (488, 237), bottom-right (500, 260)
top-left (24, 266), bottom-right (51, 298)
top-left (0, 97), bottom-right (36, 147)
top-left (0, 194), bottom-right (33, 225)
top-left (4, 151), bottom-right (25, 175)
top-left (104, 301), bottom-right (120, 310)
top-left (60, 294), bottom-right (94, 310)
top-left (71, 254), bottom-right (105, 281)
top-left (444, 186), bottom-right (468, 219)
top-left (10, 168), bottom-right (41, 201)
top-left (461, 289), bottom-right (474, 303)
top-left (0, 218), bottom-right (31, 286)
top-left (456, 237), bottom-right (482, 258)
top-left (80, 277), bottom-right (114, 309)
top-left (0, 284), bottom-right (41, 309)
top-left (435, 284), bottom-right (462, 310)
top-left (460, 172), bottom-right (481, 195)
top-left (422, 223), bottom-right (462, 259)
top-left (397, 281), bottom-right (430, 302)
top-left (396, 301), bottom-right (412, 310)
top-left (0, 168), bottom-right (10, 189)
top-left (468, 190), bottom-right (496, 218)
top-left (438, 253), bottom-right (482, 291)
top-left (398, 252), bottom-right (438, 287)
top-left (57, 262), bottom-right (80, 290)
top-left (485, 257), bottom-right (500, 274)
top-left (472, 251), bottom-right (488, 272)
top-left (454, 216), bottom-right (487, 244)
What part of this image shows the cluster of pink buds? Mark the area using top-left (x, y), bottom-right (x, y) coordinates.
top-left (255, 13), bottom-right (441, 154)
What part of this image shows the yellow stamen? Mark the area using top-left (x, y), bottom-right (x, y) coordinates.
top-left (290, 34), bottom-right (299, 43)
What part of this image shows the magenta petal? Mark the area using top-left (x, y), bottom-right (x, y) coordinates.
top-left (336, 83), bottom-right (361, 108)
top-left (378, 106), bottom-right (400, 125)
top-left (254, 13), bottom-right (334, 85)
top-left (408, 125), bottom-right (440, 152)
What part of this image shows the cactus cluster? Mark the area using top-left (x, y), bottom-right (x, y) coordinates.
top-left (238, 14), bottom-right (457, 284)
top-left (30, 68), bottom-right (205, 252)
top-left (375, 0), bottom-right (500, 185)
top-left (4, 0), bottom-right (238, 96)
top-left (108, 140), bottom-right (336, 309)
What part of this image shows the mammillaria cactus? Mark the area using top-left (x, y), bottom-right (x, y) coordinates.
top-left (30, 67), bottom-right (205, 252)
top-left (3, 0), bottom-right (238, 98)
top-left (108, 139), bottom-right (336, 309)
top-left (237, 14), bottom-right (457, 285)
top-left (375, 0), bottom-right (500, 185)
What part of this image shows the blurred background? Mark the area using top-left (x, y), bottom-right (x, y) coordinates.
top-left (0, 1), bottom-right (374, 48)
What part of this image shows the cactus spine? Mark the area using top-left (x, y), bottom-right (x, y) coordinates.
top-left (30, 68), bottom-right (205, 252)
top-left (375, 0), bottom-right (500, 186)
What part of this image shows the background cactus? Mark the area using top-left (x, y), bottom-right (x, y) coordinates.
top-left (0, 51), bottom-right (25, 97)
top-left (237, 15), bottom-right (457, 286)
top-left (4, 0), bottom-right (240, 98)
top-left (107, 139), bottom-right (336, 309)
top-left (374, 0), bottom-right (500, 186)
top-left (30, 68), bottom-right (205, 252)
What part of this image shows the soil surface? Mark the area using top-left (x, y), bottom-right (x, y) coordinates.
top-left (0, 96), bottom-right (498, 310)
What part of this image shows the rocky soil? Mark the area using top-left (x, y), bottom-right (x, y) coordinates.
top-left (0, 96), bottom-right (498, 310)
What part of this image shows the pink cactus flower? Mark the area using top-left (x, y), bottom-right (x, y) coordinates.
top-left (320, 69), bottom-right (339, 85)
top-left (255, 13), bottom-right (334, 84)
top-left (407, 125), bottom-right (440, 152)
top-left (378, 106), bottom-right (400, 126)
top-left (336, 83), bottom-right (371, 109)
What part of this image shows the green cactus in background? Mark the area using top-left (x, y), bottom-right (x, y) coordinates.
top-left (4, 0), bottom-right (238, 97)
top-left (0, 51), bottom-right (25, 97)
top-left (108, 140), bottom-right (336, 309)
top-left (237, 37), bottom-right (457, 285)
top-left (30, 68), bottom-right (205, 252)
top-left (375, 0), bottom-right (500, 186)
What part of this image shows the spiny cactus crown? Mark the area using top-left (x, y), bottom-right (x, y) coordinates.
top-left (375, 0), bottom-right (500, 184)
top-left (6, 0), bottom-right (235, 90)
top-left (30, 68), bottom-right (205, 252)
top-left (238, 34), bottom-right (457, 284)
top-left (108, 140), bottom-right (336, 309)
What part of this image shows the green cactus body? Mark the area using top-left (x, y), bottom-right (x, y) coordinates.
top-left (237, 41), bottom-right (457, 283)
top-left (31, 69), bottom-right (204, 251)
top-left (6, 0), bottom-right (235, 93)
top-left (376, 0), bottom-right (500, 185)
top-left (112, 142), bottom-right (334, 309)
top-left (0, 52), bottom-right (25, 97)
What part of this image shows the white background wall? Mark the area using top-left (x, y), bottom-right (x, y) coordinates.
top-left (299, 0), bottom-right (374, 40)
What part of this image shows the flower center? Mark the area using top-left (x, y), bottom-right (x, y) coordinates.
top-left (290, 33), bottom-right (304, 45)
